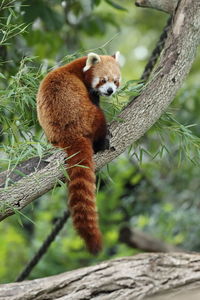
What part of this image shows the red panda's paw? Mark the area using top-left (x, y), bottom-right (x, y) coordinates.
top-left (93, 137), bottom-right (110, 153)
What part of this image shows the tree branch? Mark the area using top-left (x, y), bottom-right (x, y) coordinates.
top-left (135, 0), bottom-right (179, 14)
top-left (119, 226), bottom-right (182, 252)
top-left (0, 0), bottom-right (200, 220)
top-left (1, 253), bottom-right (200, 299)
top-left (0, 156), bottom-right (50, 188)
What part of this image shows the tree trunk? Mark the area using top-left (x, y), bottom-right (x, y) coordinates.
top-left (1, 253), bottom-right (200, 300)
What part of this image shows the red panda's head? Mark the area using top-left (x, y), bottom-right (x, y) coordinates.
top-left (83, 52), bottom-right (121, 97)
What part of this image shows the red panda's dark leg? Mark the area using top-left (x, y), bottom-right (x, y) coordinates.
top-left (93, 136), bottom-right (110, 153)
top-left (92, 109), bottom-right (110, 153)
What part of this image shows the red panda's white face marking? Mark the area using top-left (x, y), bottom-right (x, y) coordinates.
top-left (84, 52), bottom-right (121, 97)
top-left (92, 76), bottom-right (120, 96)
top-left (91, 77), bottom-right (100, 89)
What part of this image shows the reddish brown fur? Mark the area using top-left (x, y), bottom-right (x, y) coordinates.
top-left (37, 55), bottom-right (120, 254)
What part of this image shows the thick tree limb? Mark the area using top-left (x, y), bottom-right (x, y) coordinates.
top-left (1, 253), bottom-right (200, 299)
top-left (119, 226), bottom-right (182, 252)
top-left (0, 156), bottom-right (50, 188)
top-left (0, 0), bottom-right (200, 220)
top-left (135, 0), bottom-right (179, 14)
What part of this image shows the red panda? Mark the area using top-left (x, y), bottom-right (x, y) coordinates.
top-left (37, 52), bottom-right (121, 254)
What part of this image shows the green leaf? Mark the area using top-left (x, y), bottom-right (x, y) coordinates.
top-left (92, 0), bottom-right (101, 7)
top-left (13, 169), bottom-right (27, 178)
top-left (14, 208), bottom-right (36, 226)
top-left (105, 0), bottom-right (127, 11)
top-left (57, 179), bottom-right (66, 189)
top-left (74, 164), bottom-right (89, 169)
top-left (59, 164), bottom-right (70, 180)
top-left (6, 13), bottom-right (12, 26)
top-left (0, 73), bottom-right (6, 79)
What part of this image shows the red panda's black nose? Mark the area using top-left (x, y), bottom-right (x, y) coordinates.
top-left (107, 88), bottom-right (113, 95)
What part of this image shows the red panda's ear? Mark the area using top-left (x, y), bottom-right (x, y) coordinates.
top-left (112, 51), bottom-right (120, 64)
top-left (83, 53), bottom-right (101, 72)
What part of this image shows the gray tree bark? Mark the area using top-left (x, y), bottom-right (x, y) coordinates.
top-left (135, 0), bottom-right (179, 14)
top-left (0, 0), bottom-right (199, 220)
top-left (1, 253), bottom-right (200, 300)
top-left (119, 226), bottom-right (182, 252)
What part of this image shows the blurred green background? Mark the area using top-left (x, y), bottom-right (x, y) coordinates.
top-left (0, 0), bottom-right (200, 283)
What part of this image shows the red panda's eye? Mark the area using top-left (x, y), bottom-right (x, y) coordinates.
top-left (114, 80), bottom-right (118, 85)
top-left (101, 78), bottom-right (106, 84)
